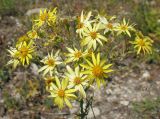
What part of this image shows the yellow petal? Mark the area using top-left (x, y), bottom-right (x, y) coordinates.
top-left (97, 53), bottom-right (100, 65)
top-left (92, 53), bottom-right (97, 65)
top-left (64, 98), bottom-right (72, 108)
top-left (62, 78), bottom-right (68, 90)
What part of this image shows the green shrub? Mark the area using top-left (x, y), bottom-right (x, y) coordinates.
top-left (0, 0), bottom-right (15, 15)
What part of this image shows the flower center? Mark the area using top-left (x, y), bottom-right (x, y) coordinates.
top-left (74, 77), bottom-right (81, 85)
top-left (46, 79), bottom-right (52, 85)
top-left (31, 31), bottom-right (37, 38)
top-left (90, 32), bottom-right (97, 39)
top-left (107, 23), bottom-right (113, 29)
top-left (58, 89), bottom-right (65, 97)
top-left (92, 65), bottom-right (103, 77)
top-left (77, 22), bottom-right (84, 29)
top-left (46, 58), bottom-right (55, 66)
top-left (19, 47), bottom-right (29, 57)
top-left (121, 25), bottom-right (128, 31)
top-left (87, 49), bottom-right (93, 57)
top-left (138, 39), bottom-right (145, 46)
top-left (40, 13), bottom-right (48, 21)
top-left (45, 76), bottom-right (54, 85)
top-left (74, 51), bottom-right (82, 58)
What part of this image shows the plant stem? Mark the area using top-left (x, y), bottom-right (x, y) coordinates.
top-left (90, 103), bottom-right (96, 119)
top-left (79, 99), bottom-right (85, 119)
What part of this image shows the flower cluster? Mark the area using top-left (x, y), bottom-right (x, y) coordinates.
top-left (8, 40), bottom-right (35, 68)
top-left (7, 9), bottom-right (154, 110)
top-left (7, 8), bottom-right (57, 68)
top-left (34, 8), bottom-right (57, 28)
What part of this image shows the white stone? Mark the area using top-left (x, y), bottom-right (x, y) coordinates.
top-left (141, 70), bottom-right (151, 80)
top-left (40, 116), bottom-right (46, 119)
top-left (0, 116), bottom-right (10, 119)
top-left (120, 100), bottom-right (129, 106)
top-left (0, 99), bottom-right (4, 103)
top-left (106, 89), bottom-right (112, 95)
top-left (87, 107), bottom-right (100, 119)
top-left (26, 8), bottom-right (46, 16)
top-left (30, 63), bottom-right (39, 76)
top-left (70, 106), bottom-right (79, 114)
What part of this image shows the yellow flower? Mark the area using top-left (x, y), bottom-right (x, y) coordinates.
top-left (44, 76), bottom-right (56, 91)
top-left (98, 15), bottom-right (118, 34)
top-left (116, 18), bottom-right (134, 37)
top-left (81, 53), bottom-right (113, 88)
top-left (7, 48), bottom-right (20, 68)
top-left (66, 66), bottom-right (88, 98)
top-left (65, 47), bottom-right (87, 63)
top-left (27, 30), bottom-right (39, 39)
top-left (34, 8), bottom-right (57, 28)
top-left (16, 41), bottom-right (34, 65)
top-left (86, 49), bottom-right (93, 57)
top-left (16, 35), bottom-right (30, 46)
top-left (81, 23), bottom-right (108, 50)
top-left (39, 51), bottom-right (61, 76)
top-left (131, 36), bottom-right (153, 54)
top-left (76, 11), bottom-right (92, 38)
top-left (49, 77), bottom-right (77, 109)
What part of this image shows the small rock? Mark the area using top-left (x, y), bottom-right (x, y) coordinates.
top-left (70, 104), bottom-right (79, 114)
top-left (87, 107), bottom-right (100, 119)
top-left (40, 116), bottom-right (46, 119)
top-left (106, 89), bottom-right (112, 95)
top-left (150, 1), bottom-right (156, 6)
top-left (107, 95), bottom-right (117, 102)
top-left (141, 70), bottom-right (151, 80)
top-left (120, 100), bottom-right (129, 106)
top-left (94, 89), bottom-right (102, 102)
top-left (101, 115), bottom-right (107, 119)
top-left (30, 63), bottom-right (39, 76)
top-left (26, 8), bottom-right (46, 16)
top-left (0, 99), bottom-right (4, 103)
top-left (156, 81), bottom-right (160, 85)
top-left (0, 116), bottom-right (10, 119)
top-left (70, 107), bottom-right (78, 114)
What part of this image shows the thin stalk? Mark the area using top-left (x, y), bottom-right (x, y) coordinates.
top-left (90, 103), bottom-right (96, 119)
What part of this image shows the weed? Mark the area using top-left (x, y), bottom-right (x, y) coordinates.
top-left (132, 97), bottom-right (160, 119)
top-left (0, 0), bottom-right (15, 15)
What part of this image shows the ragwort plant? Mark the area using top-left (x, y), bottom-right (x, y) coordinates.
top-left (7, 8), bottom-right (154, 118)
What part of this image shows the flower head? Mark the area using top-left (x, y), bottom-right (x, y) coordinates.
top-left (116, 18), bottom-right (134, 37)
top-left (7, 48), bottom-right (20, 68)
top-left (65, 47), bottom-right (87, 63)
top-left (27, 30), bottom-right (39, 39)
top-left (131, 36), bottom-right (153, 54)
top-left (81, 53), bottom-right (113, 88)
top-left (98, 15), bottom-right (118, 34)
top-left (48, 77), bottom-right (77, 109)
top-left (39, 50), bottom-right (61, 76)
top-left (8, 41), bottom-right (34, 67)
top-left (76, 11), bottom-right (92, 38)
top-left (65, 66), bottom-right (88, 98)
top-left (34, 8), bottom-right (57, 28)
top-left (81, 23), bottom-right (108, 50)
top-left (16, 41), bottom-right (34, 65)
